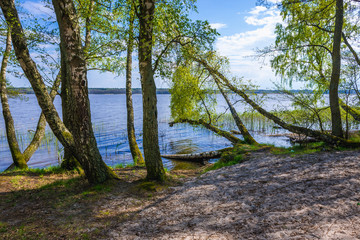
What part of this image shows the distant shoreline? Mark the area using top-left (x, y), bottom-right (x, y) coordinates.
top-left (9, 88), bottom-right (356, 95)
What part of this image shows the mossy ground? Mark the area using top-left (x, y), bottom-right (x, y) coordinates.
top-left (203, 144), bottom-right (270, 173)
top-left (0, 165), bottom-right (200, 240)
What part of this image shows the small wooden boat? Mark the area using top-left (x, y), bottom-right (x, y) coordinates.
top-left (161, 150), bottom-right (222, 163)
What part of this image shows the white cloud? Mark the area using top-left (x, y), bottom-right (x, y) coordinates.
top-left (215, 6), bottom-right (284, 89)
top-left (245, 6), bottom-right (281, 26)
top-left (23, 1), bottom-right (55, 18)
top-left (210, 23), bottom-right (227, 30)
top-left (268, 0), bottom-right (282, 3)
top-left (248, 6), bottom-right (268, 15)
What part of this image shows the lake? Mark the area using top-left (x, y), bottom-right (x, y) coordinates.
top-left (0, 93), bottom-right (298, 171)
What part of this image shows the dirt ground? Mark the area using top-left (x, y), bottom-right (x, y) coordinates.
top-left (1, 150), bottom-right (360, 239)
top-left (0, 164), bottom-right (204, 239)
top-left (108, 150), bottom-right (360, 240)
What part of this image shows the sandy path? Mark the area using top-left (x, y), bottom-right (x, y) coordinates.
top-left (108, 150), bottom-right (360, 240)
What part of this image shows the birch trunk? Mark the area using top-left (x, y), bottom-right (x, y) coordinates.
top-left (1, 27), bottom-right (61, 170)
top-left (52, 0), bottom-right (116, 183)
top-left (329, 0), bottom-right (344, 138)
top-left (0, 28), bottom-right (27, 169)
top-left (0, 0), bottom-right (116, 183)
top-left (138, 0), bottom-right (165, 181)
top-left (214, 77), bottom-right (257, 145)
top-left (126, 8), bottom-right (144, 165)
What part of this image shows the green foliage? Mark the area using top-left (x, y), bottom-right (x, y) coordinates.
top-left (152, 0), bottom-right (218, 78)
top-left (170, 66), bottom-right (203, 120)
top-left (270, 0), bottom-right (335, 91)
top-left (267, 0), bottom-right (360, 94)
top-left (277, 103), bottom-right (359, 131)
top-left (75, 0), bottom-right (126, 74)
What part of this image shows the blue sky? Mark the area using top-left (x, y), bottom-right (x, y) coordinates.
top-left (10, 0), bottom-right (302, 89)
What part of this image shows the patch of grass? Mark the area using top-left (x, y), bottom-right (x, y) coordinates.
top-left (0, 221), bottom-right (8, 233)
top-left (126, 163), bottom-right (136, 168)
top-left (39, 177), bottom-right (80, 191)
top-left (202, 144), bottom-right (270, 173)
top-left (172, 161), bottom-right (202, 170)
top-left (92, 183), bottom-right (112, 193)
top-left (203, 154), bottom-right (244, 173)
top-left (10, 176), bottom-right (23, 188)
top-left (136, 181), bottom-right (158, 192)
top-left (133, 177), bottom-right (179, 195)
top-left (271, 142), bottom-right (326, 156)
top-left (4, 165), bottom-right (67, 176)
top-left (112, 163), bottom-right (125, 169)
top-left (349, 132), bottom-right (360, 142)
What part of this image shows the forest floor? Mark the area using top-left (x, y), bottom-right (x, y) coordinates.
top-left (1, 148), bottom-right (360, 239)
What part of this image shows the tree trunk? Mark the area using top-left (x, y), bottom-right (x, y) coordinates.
top-left (22, 75), bottom-right (61, 161)
top-left (61, 0), bottom-right (93, 171)
top-left (126, 8), bottom-right (144, 165)
top-left (340, 101), bottom-right (360, 122)
top-left (60, 44), bottom-right (79, 171)
top-left (52, 0), bottom-right (116, 183)
top-left (329, 0), bottom-right (344, 138)
top-left (170, 119), bottom-right (242, 144)
top-left (214, 77), bottom-right (257, 145)
top-left (1, 27), bottom-right (62, 170)
top-left (6, 74), bottom-right (61, 171)
top-left (0, 27), bottom-right (27, 169)
top-left (0, 0), bottom-right (76, 153)
top-left (138, 0), bottom-right (165, 181)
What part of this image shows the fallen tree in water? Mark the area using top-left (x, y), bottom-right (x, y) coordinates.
top-left (170, 118), bottom-right (243, 145)
top-left (192, 56), bottom-right (359, 147)
top-left (340, 101), bottom-right (360, 122)
top-left (214, 76), bottom-right (257, 145)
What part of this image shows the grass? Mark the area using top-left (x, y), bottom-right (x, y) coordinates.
top-left (271, 138), bottom-right (360, 156)
top-left (133, 177), bottom-right (179, 193)
top-left (349, 132), bottom-right (360, 142)
top-left (0, 222), bottom-right (8, 233)
top-left (38, 177), bottom-right (80, 191)
top-left (113, 163), bottom-right (125, 169)
top-left (202, 139), bottom-right (360, 173)
top-left (111, 163), bottom-right (139, 169)
top-left (202, 144), bottom-right (268, 173)
top-left (203, 154), bottom-right (244, 173)
top-left (4, 165), bottom-right (67, 176)
top-left (270, 142), bottom-right (326, 156)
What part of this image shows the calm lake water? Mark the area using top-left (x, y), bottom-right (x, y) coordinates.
top-left (0, 94), bottom-right (296, 171)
